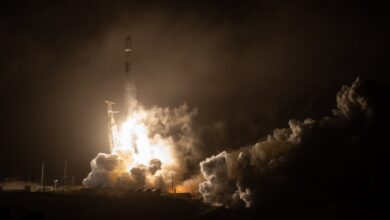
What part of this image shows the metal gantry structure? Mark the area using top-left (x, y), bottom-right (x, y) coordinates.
top-left (105, 100), bottom-right (120, 152)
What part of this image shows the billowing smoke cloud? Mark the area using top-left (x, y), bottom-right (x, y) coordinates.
top-left (148, 159), bottom-right (162, 175)
top-left (83, 153), bottom-right (127, 187)
top-left (83, 97), bottom-right (202, 191)
top-left (199, 77), bottom-right (390, 208)
top-left (129, 165), bottom-right (148, 187)
top-left (199, 151), bottom-right (238, 207)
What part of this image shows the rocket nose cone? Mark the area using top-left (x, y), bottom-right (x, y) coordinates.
top-left (126, 36), bottom-right (132, 42)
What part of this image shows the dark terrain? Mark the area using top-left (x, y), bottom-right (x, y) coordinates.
top-left (1, 190), bottom-right (389, 220)
top-left (0, 191), bottom-right (208, 220)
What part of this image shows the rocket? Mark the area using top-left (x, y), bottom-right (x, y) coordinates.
top-left (124, 35), bottom-right (136, 115)
top-left (124, 35), bottom-right (133, 82)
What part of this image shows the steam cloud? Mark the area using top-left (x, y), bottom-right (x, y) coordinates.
top-left (83, 99), bottom-right (202, 191)
top-left (198, 77), bottom-right (390, 208)
top-left (83, 77), bottom-right (389, 209)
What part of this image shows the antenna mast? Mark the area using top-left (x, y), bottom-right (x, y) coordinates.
top-left (53, 179), bottom-right (58, 192)
top-left (62, 160), bottom-right (67, 193)
top-left (40, 161), bottom-right (45, 192)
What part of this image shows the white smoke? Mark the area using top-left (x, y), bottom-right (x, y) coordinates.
top-left (83, 153), bottom-right (129, 188)
top-left (333, 77), bottom-right (370, 117)
top-left (199, 151), bottom-right (237, 207)
top-left (83, 98), bottom-right (202, 191)
top-left (198, 77), bottom-right (375, 208)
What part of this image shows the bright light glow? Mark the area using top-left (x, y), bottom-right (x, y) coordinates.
top-left (113, 109), bottom-right (175, 170)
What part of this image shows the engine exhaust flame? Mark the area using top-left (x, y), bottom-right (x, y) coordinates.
top-left (83, 91), bottom-right (201, 192)
top-left (115, 108), bottom-right (175, 170)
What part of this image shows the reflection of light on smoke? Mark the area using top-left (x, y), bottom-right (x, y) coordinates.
top-left (113, 109), bottom-right (174, 170)
top-left (83, 95), bottom-right (200, 192)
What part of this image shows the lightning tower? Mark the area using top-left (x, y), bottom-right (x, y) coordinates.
top-left (62, 160), bottom-right (67, 193)
top-left (40, 161), bottom-right (45, 192)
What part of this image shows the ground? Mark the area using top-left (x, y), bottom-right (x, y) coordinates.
top-left (1, 190), bottom-right (388, 220)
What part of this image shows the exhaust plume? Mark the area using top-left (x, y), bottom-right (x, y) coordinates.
top-left (83, 83), bottom-right (202, 191)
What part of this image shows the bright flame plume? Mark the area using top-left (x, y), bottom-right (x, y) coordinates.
top-left (114, 108), bottom-right (176, 169)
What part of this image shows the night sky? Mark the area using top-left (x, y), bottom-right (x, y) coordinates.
top-left (0, 0), bottom-right (388, 184)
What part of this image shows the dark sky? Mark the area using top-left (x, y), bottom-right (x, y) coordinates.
top-left (0, 0), bottom-right (388, 183)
